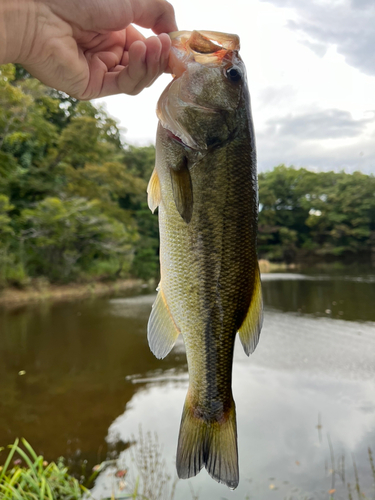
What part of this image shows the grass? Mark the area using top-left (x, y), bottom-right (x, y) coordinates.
top-left (124, 428), bottom-right (177, 500)
top-left (2, 435), bottom-right (375, 500)
top-left (0, 438), bottom-right (89, 499)
top-left (324, 436), bottom-right (375, 500)
top-left (0, 434), bottom-right (177, 500)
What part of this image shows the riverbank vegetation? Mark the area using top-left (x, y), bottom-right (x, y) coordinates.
top-left (0, 63), bottom-right (158, 289)
top-left (1, 63), bottom-right (374, 292)
top-left (258, 166), bottom-right (375, 264)
top-left (0, 435), bottom-right (177, 500)
top-left (1, 437), bottom-right (375, 500)
top-left (0, 439), bottom-right (88, 499)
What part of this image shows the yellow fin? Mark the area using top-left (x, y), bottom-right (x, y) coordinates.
top-left (147, 168), bottom-right (161, 213)
top-left (147, 288), bottom-right (180, 359)
top-left (238, 265), bottom-right (263, 356)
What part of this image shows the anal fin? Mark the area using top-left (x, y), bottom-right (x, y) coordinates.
top-left (238, 264), bottom-right (263, 356)
top-left (147, 288), bottom-right (180, 359)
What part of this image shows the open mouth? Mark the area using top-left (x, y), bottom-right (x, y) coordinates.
top-left (169, 30), bottom-right (240, 53)
top-left (168, 30), bottom-right (240, 78)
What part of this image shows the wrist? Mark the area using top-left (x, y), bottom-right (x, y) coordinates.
top-left (0, 0), bottom-right (35, 64)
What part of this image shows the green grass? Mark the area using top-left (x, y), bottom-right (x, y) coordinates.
top-left (0, 438), bottom-right (89, 499)
top-left (0, 436), bottom-right (175, 500)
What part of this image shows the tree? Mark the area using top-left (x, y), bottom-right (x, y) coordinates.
top-left (258, 166), bottom-right (375, 261)
top-left (20, 197), bottom-right (138, 282)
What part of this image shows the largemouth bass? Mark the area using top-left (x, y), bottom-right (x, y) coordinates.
top-left (147, 30), bottom-right (263, 489)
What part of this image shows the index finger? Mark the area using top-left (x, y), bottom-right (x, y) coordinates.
top-left (130, 0), bottom-right (178, 34)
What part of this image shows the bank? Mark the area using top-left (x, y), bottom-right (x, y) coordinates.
top-left (0, 260), bottom-right (299, 309)
top-left (0, 278), bottom-right (145, 309)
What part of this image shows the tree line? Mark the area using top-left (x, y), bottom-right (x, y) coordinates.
top-left (0, 64), bottom-right (374, 288)
top-left (258, 165), bottom-right (375, 263)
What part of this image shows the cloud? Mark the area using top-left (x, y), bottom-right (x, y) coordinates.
top-left (257, 85), bottom-right (297, 108)
top-left (263, 109), bottom-right (372, 140)
top-left (256, 109), bottom-right (375, 174)
top-left (260, 0), bottom-right (375, 76)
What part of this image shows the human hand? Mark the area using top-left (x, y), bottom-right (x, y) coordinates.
top-left (0, 0), bottom-right (177, 98)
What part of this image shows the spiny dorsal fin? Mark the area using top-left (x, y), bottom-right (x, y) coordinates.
top-left (147, 288), bottom-right (180, 359)
top-left (170, 156), bottom-right (193, 223)
top-left (238, 265), bottom-right (263, 356)
top-left (147, 168), bottom-right (161, 213)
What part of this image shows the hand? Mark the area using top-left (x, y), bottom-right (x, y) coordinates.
top-left (0, 0), bottom-right (177, 98)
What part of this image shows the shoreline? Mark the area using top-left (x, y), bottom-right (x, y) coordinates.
top-left (0, 261), bottom-right (297, 310)
top-left (0, 261), bottom-right (285, 310)
top-left (0, 279), bottom-right (145, 310)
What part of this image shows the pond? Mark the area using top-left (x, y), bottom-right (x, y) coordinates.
top-left (1, 268), bottom-right (375, 500)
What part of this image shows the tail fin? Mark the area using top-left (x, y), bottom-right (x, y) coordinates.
top-left (176, 395), bottom-right (239, 489)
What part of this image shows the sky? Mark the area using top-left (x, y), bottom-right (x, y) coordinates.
top-left (95, 0), bottom-right (375, 174)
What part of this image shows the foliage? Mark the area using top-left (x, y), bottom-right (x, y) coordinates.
top-left (258, 165), bottom-right (375, 262)
top-left (121, 146), bottom-right (160, 280)
top-left (0, 63), bottom-right (158, 286)
top-left (0, 438), bottom-right (88, 499)
top-left (1, 63), bottom-right (374, 289)
top-left (0, 435), bottom-right (177, 500)
top-left (20, 197), bottom-right (137, 282)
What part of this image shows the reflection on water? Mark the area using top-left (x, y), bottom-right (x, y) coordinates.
top-left (0, 272), bottom-right (374, 499)
top-left (262, 271), bottom-right (375, 322)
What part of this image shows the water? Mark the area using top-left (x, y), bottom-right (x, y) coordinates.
top-left (0, 270), bottom-right (374, 499)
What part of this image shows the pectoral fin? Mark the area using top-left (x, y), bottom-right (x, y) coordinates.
top-left (147, 288), bottom-right (181, 359)
top-left (238, 265), bottom-right (263, 356)
top-left (147, 168), bottom-right (161, 213)
top-left (170, 156), bottom-right (193, 223)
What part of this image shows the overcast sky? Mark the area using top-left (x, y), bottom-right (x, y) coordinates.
top-left (95, 0), bottom-right (375, 174)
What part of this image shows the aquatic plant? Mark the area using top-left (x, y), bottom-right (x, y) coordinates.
top-left (119, 427), bottom-right (177, 500)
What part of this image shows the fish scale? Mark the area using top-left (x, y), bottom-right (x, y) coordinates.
top-left (147, 30), bottom-right (263, 489)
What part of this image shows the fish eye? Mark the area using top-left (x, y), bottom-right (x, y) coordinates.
top-left (225, 66), bottom-right (242, 82)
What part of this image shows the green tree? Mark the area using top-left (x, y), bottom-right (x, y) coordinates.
top-left (20, 197), bottom-right (138, 282)
top-left (258, 166), bottom-right (375, 261)
top-left (0, 195), bottom-right (15, 286)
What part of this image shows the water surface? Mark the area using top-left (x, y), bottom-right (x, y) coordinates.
top-left (0, 270), bottom-right (374, 499)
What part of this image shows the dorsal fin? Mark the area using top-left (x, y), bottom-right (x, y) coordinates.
top-left (238, 265), bottom-right (263, 356)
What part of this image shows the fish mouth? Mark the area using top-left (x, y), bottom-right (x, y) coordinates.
top-left (169, 30), bottom-right (240, 53)
top-left (168, 30), bottom-right (240, 77)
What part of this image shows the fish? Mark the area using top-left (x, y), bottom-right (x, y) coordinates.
top-left (146, 30), bottom-right (263, 489)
